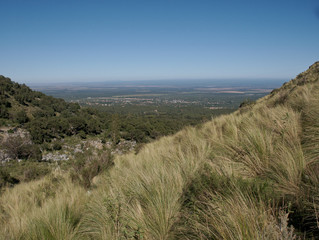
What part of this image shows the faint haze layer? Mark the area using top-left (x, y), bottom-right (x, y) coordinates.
top-left (1, 0), bottom-right (319, 83)
top-left (29, 79), bottom-right (285, 89)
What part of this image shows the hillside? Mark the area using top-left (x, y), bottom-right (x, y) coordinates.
top-left (0, 76), bottom-right (218, 147)
top-left (0, 75), bottom-right (105, 143)
top-left (0, 62), bottom-right (319, 239)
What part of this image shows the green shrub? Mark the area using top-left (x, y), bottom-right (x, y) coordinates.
top-left (41, 142), bottom-right (52, 151)
top-left (21, 165), bottom-right (50, 182)
top-left (52, 141), bottom-right (62, 151)
top-left (15, 110), bottom-right (29, 124)
top-left (0, 168), bottom-right (20, 188)
top-left (78, 130), bottom-right (86, 139)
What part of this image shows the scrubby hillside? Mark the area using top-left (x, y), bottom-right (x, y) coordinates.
top-left (0, 76), bottom-right (112, 187)
top-left (0, 62), bottom-right (319, 239)
top-left (0, 75), bottom-right (105, 143)
top-left (0, 75), bottom-right (213, 147)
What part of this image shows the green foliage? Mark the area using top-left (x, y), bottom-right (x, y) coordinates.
top-left (0, 75), bottom-right (101, 143)
top-left (25, 109), bottom-right (104, 143)
top-left (0, 167), bottom-right (20, 188)
top-left (0, 161), bottom-right (51, 184)
top-left (19, 162), bottom-right (51, 182)
top-left (14, 110), bottom-right (29, 124)
top-left (0, 105), bottom-right (9, 118)
top-left (0, 93), bottom-right (11, 118)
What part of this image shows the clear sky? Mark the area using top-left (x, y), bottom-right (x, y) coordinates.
top-left (1, 0), bottom-right (319, 84)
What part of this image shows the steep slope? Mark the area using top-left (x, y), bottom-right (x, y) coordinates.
top-left (0, 62), bottom-right (319, 239)
top-left (0, 75), bottom-right (80, 123)
top-left (0, 75), bottom-right (103, 143)
top-left (85, 62), bottom-right (319, 239)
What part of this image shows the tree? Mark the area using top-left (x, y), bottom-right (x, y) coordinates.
top-left (69, 116), bottom-right (86, 134)
top-left (111, 114), bottom-right (120, 145)
top-left (1, 135), bottom-right (41, 161)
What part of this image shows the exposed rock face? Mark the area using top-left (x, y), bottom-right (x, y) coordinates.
top-left (87, 140), bottom-right (104, 150)
top-left (111, 140), bottom-right (137, 155)
top-left (40, 139), bottom-right (137, 161)
top-left (0, 150), bottom-right (10, 163)
top-left (0, 128), bottom-right (31, 142)
top-left (42, 153), bottom-right (69, 162)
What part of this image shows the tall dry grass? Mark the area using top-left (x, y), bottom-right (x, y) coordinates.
top-left (80, 127), bottom-right (211, 239)
top-left (0, 170), bottom-right (88, 240)
top-left (202, 105), bottom-right (305, 195)
top-left (178, 186), bottom-right (297, 240)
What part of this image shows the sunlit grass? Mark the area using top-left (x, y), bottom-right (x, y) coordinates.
top-left (0, 171), bottom-right (88, 240)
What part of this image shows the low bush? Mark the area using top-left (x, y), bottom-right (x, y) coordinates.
top-left (0, 168), bottom-right (20, 188)
top-left (70, 150), bottom-right (114, 188)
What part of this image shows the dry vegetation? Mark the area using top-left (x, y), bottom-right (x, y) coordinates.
top-left (0, 62), bottom-right (319, 239)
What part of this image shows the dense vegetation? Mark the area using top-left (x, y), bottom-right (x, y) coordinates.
top-left (0, 75), bottom-right (103, 142)
top-left (1, 62), bottom-right (319, 239)
top-left (0, 75), bottom-right (232, 146)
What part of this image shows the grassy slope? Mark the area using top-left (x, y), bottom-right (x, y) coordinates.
top-left (0, 62), bottom-right (319, 239)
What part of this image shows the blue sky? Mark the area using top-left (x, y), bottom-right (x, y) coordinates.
top-left (1, 0), bottom-right (319, 83)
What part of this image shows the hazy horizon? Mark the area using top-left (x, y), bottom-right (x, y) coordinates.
top-left (28, 78), bottom-right (285, 95)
